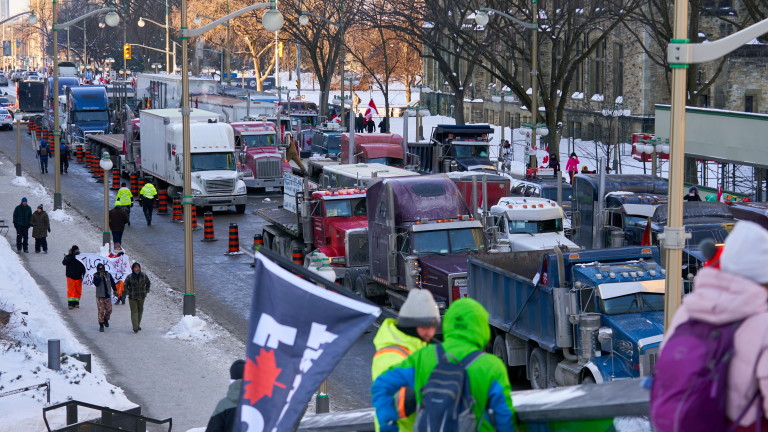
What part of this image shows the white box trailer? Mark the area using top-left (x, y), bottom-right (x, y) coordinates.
top-left (138, 108), bottom-right (248, 213)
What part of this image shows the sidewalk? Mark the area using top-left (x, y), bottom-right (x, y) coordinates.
top-left (0, 153), bottom-right (245, 431)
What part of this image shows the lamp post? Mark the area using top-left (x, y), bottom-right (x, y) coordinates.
top-left (491, 89), bottom-right (515, 159)
top-left (16, 118), bottom-right (22, 176)
top-left (52, 6), bottom-right (120, 210)
top-left (0, 12), bottom-right (38, 73)
top-left (179, 0), bottom-right (284, 316)
top-left (138, 15), bottom-right (174, 74)
top-left (99, 152), bottom-right (113, 246)
top-left (403, 105), bottom-right (431, 146)
top-left (663, 8), bottom-right (768, 323)
top-left (475, 5), bottom-right (539, 170)
top-left (152, 62), bottom-right (162, 73)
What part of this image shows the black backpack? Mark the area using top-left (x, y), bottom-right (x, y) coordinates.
top-left (39, 145), bottom-right (48, 157)
top-left (414, 345), bottom-right (484, 432)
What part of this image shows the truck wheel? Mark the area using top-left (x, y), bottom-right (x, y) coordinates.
top-left (493, 336), bottom-right (508, 364)
top-left (529, 348), bottom-right (549, 390)
top-left (354, 274), bottom-right (369, 300)
top-left (343, 269), bottom-right (359, 292)
top-left (235, 204), bottom-right (246, 214)
top-left (581, 375), bottom-right (596, 385)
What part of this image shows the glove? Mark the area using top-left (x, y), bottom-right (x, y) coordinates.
top-left (48, 228), bottom-right (51, 233)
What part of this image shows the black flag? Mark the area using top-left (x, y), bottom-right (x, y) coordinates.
top-left (236, 254), bottom-right (380, 432)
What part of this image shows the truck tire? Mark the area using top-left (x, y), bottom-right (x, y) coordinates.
top-left (529, 348), bottom-right (549, 390)
top-left (493, 336), bottom-right (508, 365)
top-left (354, 274), bottom-right (369, 300)
top-left (581, 375), bottom-right (596, 385)
top-left (343, 269), bottom-right (360, 293)
top-left (235, 204), bottom-right (246, 214)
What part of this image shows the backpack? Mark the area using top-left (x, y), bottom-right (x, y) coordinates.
top-left (414, 344), bottom-right (484, 432)
top-left (39, 145), bottom-right (48, 157)
top-left (650, 319), bottom-right (751, 432)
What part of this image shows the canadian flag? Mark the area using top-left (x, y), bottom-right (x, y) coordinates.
top-left (363, 98), bottom-right (378, 122)
top-left (717, 186), bottom-right (724, 203)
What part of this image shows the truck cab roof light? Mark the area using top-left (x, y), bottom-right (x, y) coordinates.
top-left (641, 248), bottom-right (652, 254)
top-left (569, 253), bottom-right (580, 259)
top-left (609, 272), bottom-right (616, 279)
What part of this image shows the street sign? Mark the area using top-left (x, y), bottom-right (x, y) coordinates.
top-left (223, 73), bottom-right (238, 78)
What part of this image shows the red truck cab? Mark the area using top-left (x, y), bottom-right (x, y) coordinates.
top-left (340, 133), bottom-right (411, 167)
top-left (309, 189), bottom-right (369, 269)
top-left (231, 121), bottom-right (290, 190)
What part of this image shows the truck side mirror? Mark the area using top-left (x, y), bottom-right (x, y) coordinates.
top-left (573, 210), bottom-right (581, 228)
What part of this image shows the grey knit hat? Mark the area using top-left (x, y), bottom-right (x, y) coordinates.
top-left (397, 289), bottom-right (441, 328)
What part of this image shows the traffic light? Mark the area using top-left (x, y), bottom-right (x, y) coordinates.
top-left (123, 44), bottom-right (132, 60)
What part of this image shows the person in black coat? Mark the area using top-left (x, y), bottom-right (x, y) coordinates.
top-left (684, 186), bottom-right (702, 202)
top-left (206, 360), bottom-right (245, 432)
top-left (355, 113), bottom-right (365, 133)
top-left (378, 117), bottom-right (388, 133)
top-left (366, 119), bottom-right (375, 133)
top-left (92, 263), bottom-right (116, 332)
top-left (62, 245), bottom-right (86, 309)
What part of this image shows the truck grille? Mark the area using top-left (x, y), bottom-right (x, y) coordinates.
top-left (204, 178), bottom-right (235, 194)
top-left (346, 230), bottom-right (369, 267)
top-left (256, 158), bottom-right (282, 179)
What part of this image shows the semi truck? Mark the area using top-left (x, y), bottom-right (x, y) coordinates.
top-left (408, 124), bottom-right (497, 174)
top-left (340, 132), bottom-right (415, 168)
top-left (489, 197), bottom-right (579, 251)
top-left (468, 246), bottom-right (666, 389)
top-left (136, 109), bottom-right (247, 213)
top-left (351, 175), bottom-right (486, 309)
top-left (64, 86), bottom-right (111, 145)
top-left (230, 121), bottom-right (289, 190)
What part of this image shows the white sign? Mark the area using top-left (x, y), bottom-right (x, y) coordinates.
top-left (77, 253), bottom-right (132, 286)
top-left (283, 173), bottom-right (304, 213)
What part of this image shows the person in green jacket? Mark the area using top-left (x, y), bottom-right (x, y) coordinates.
top-left (115, 182), bottom-right (133, 225)
top-left (138, 182), bottom-right (158, 226)
top-left (372, 298), bottom-right (515, 432)
top-left (206, 359), bottom-right (244, 432)
top-left (372, 289), bottom-right (440, 431)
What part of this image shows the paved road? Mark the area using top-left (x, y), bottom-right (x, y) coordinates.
top-left (0, 81), bottom-right (377, 411)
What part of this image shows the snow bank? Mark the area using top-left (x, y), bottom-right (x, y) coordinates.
top-left (165, 315), bottom-right (212, 341)
top-left (49, 209), bottom-right (74, 223)
top-left (10, 176), bottom-right (31, 188)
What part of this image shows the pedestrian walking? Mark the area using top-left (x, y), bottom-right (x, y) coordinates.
top-left (138, 181), bottom-right (157, 226)
top-left (651, 221), bottom-right (768, 431)
top-left (13, 197), bottom-right (32, 253)
top-left (683, 186), bottom-right (703, 202)
top-left (565, 152), bottom-right (579, 184)
top-left (549, 153), bottom-right (560, 176)
top-left (60, 143), bottom-right (70, 174)
top-left (371, 297), bottom-right (514, 432)
top-left (30, 204), bottom-right (50, 253)
top-left (366, 119), bottom-right (376, 133)
top-left (37, 139), bottom-right (49, 173)
top-left (372, 289), bottom-right (439, 431)
top-left (205, 359), bottom-right (245, 432)
top-left (62, 245), bottom-right (86, 309)
top-left (115, 182), bottom-right (133, 225)
top-left (285, 133), bottom-right (307, 175)
top-left (124, 262), bottom-right (150, 333)
top-left (378, 117), bottom-right (388, 133)
top-left (92, 263), bottom-right (115, 332)
top-left (109, 206), bottom-right (129, 246)
top-left (355, 113), bottom-right (365, 133)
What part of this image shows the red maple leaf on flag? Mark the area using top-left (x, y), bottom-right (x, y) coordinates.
top-left (243, 348), bottom-right (287, 405)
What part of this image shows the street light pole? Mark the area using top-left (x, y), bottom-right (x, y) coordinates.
top-left (165, 0), bottom-right (171, 73)
top-left (529, 0), bottom-right (539, 170)
top-left (16, 118), bottom-right (21, 176)
top-left (180, 1), bottom-right (284, 316)
top-left (100, 152), bottom-right (113, 246)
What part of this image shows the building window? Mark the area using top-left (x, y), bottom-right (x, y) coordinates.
top-left (572, 122), bottom-right (582, 139)
top-left (573, 41), bottom-right (583, 93)
top-left (589, 39), bottom-right (606, 96)
top-left (514, 113), bottom-right (521, 128)
top-left (613, 43), bottom-right (624, 98)
top-left (745, 94), bottom-right (758, 113)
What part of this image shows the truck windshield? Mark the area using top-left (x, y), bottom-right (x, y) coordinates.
top-left (324, 198), bottom-right (366, 218)
top-left (367, 157), bottom-right (404, 166)
top-left (292, 115), bottom-right (318, 127)
top-left (243, 134), bottom-right (276, 147)
top-left (72, 111), bottom-right (108, 122)
top-left (508, 218), bottom-right (563, 234)
top-left (450, 145), bottom-right (489, 159)
top-left (325, 136), bottom-right (341, 149)
top-left (411, 228), bottom-right (484, 255)
top-left (191, 152), bottom-right (236, 172)
top-left (601, 293), bottom-right (665, 315)
top-left (541, 185), bottom-right (572, 201)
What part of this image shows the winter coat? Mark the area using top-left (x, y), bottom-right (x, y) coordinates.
top-left (109, 207), bottom-right (130, 232)
top-left (62, 254), bottom-right (86, 280)
top-left (125, 271), bottom-right (151, 300)
top-left (92, 272), bottom-right (116, 298)
top-left (565, 156), bottom-right (580, 172)
top-left (38, 144), bottom-right (49, 160)
top-left (139, 183), bottom-right (157, 200)
top-left (13, 204), bottom-right (32, 228)
top-left (663, 267), bottom-right (768, 427)
top-left (371, 298), bottom-right (514, 431)
top-left (372, 318), bottom-right (431, 431)
top-left (31, 211), bottom-right (50, 238)
top-left (115, 187), bottom-right (133, 207)
top-left (366, 120), bottom-right (376, 133)
top-left (549, 155), bottom-right (560, 173)
top-left (205, 380), bottom-right (242, 432)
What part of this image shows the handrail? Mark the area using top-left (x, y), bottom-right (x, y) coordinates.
top-left (43, 400), bottom-right (172, 432)
top-left (0, 380), bottom-right (50, 403)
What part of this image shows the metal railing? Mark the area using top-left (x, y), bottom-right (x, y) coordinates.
top-left (0, 380), bottom-right (50, 403)
top-left (43, 400), bottom-right (172, 432)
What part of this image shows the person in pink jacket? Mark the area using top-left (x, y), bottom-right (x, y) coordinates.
top-left (565, 152), bottom-right (579, 184)
top-left (663, 220), bottom-right (768, 431)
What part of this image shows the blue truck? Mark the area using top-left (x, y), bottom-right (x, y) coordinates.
top-left (468, 246), bottom-right (666, 389)
top-left (64, 86), bottom-right (111, 145)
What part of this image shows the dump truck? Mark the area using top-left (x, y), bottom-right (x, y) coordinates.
top-left (408, 124), bottom-right (497, 174)
top-left (468, 246), bottom-right (666, 389)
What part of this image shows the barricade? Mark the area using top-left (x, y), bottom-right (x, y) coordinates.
top-left (191, 205), bottom-right (200, 230)
top-left (111, 167), bottom-right (120, 190)
top-left (138, 178), bottom-right (147, 191)
top-left (156, 190), bottom-right (169, 215)
top-left (76, 145), bottom-right (84, 163)
top-left (292, 248), bottom-right (304, 266)
top-left (201, 212), bottom-right (217, 241)
top-left (84, 148), bottom-right (92, 169)
top-left (130, 174), bottom-right (139, 196)
top-left (226, 223), bottom-right (243, 255)
top-left (171, 198), bottom-right (183, 222)
top-left (250, 233), bottom-right (264, 267)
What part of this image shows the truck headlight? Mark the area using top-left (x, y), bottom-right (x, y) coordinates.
top-left (235, 183), bottom-right (247, 194)
top-left (192, 188), bottom-right (203, 196)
